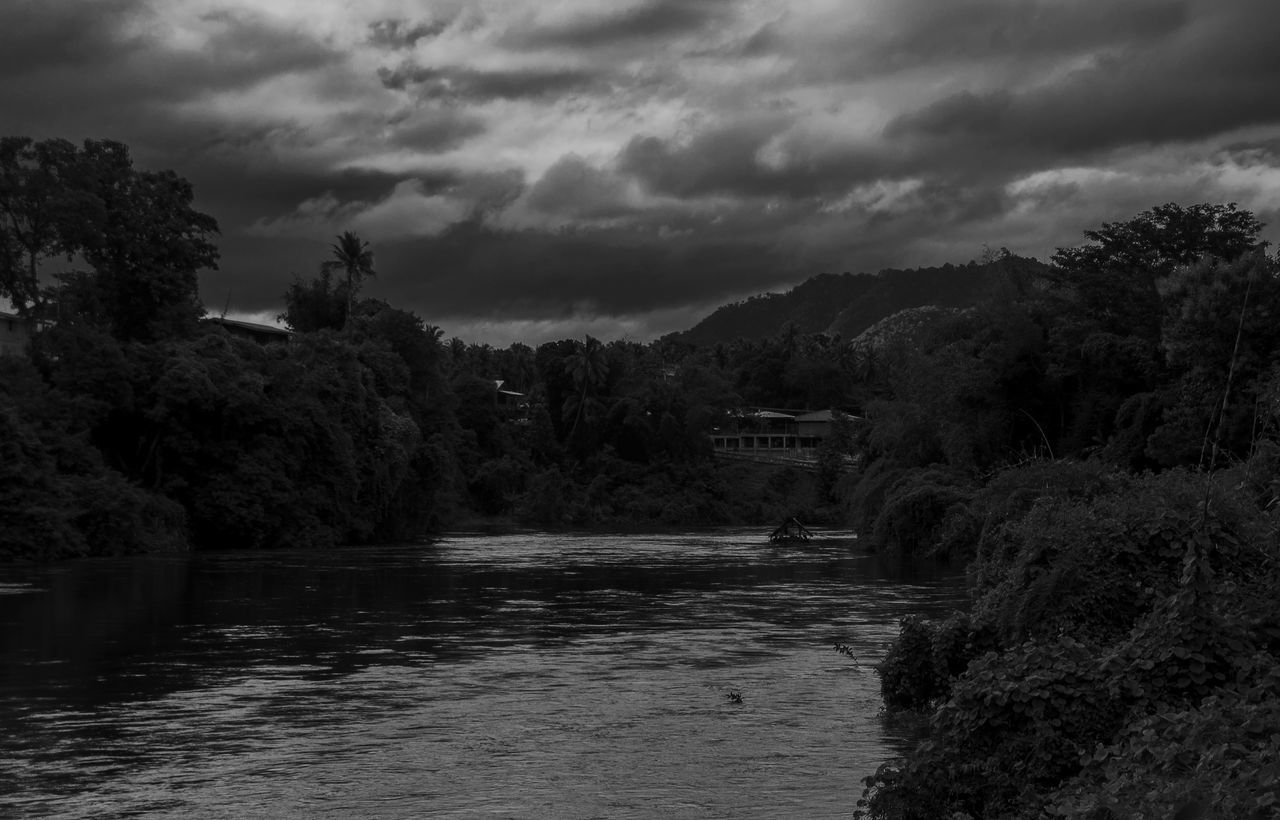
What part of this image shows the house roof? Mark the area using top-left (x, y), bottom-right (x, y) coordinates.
top-left (795, 410), bottom-right (835, 422)
top-left (493, 380), bottom-right (526, 398)
top-left (205, 317), bottom-right (291, 337)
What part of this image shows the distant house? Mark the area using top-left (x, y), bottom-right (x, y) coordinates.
top-left (204, 317), bottom-right (292, 345)
top-left (795, 409), bottom-right (837, 441)
top-left (494, 379), bottom-right (530, 419)
top-left (0, 311), bottom-right (31, 357)
top-left (709, 407), bottom-right (858, 457)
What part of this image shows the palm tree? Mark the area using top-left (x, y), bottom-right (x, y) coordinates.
top-left (323, 230), bottom-right (375, 329)
top-left (563, 336), bottom-right (609, 443)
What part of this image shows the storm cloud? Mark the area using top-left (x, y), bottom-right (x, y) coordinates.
top-left (4, 0), bottom-right (1280, 345)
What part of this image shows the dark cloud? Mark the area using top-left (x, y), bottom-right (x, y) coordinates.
top-left (618, 121), bottom-right (886, 201)
top-left (372, 220), bottom-right (799, 322)
top-left (619, 127), bottom-right (762, 198)
top-left (4, 4), bottom-right (338, 102)
top-left (888, 91), bottom-right (1013, 139)
top-left (385, 109), bottom-right (487, 152)
top-left (508, 0), bottom-right (736, 50)
top-left (0, 0), bottom-right (145, 76)
top-left (0, 2), bottom-right (343, 160)
top-left (378, 61), bottom-right (606, 101)
top-left (526, 155), bottom-right (634, 221)
top-left (862, 0), bottom-right (1190, 72)
top-left (171, 10), bottom-right (341, 93)
top-left (887, 9), bottom-right (1280, 167)
top-left (748, 0), bottom-right (1191, 85)
top-left (367, 18), bottom-right (450, 50)
top-left (188, 163), bottom-right (421, 232)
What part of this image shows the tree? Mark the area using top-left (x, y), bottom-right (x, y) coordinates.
top-left (1053, 203), bottom-right (1264, 278)
top-left (0, 137), bottom-right (81, 319)
top-left (563, 336), bottom-right (609, 445)
top-left (0, 137), bottom-right (219, 341)
top-left (280, 267), bottom-right (345, 332)
top-left (323, 230), bottom-right (375, 329)
top-left (1050, 203), bottom-right (1264, 339)
top-left (68, 140), bottom-right (219, 341)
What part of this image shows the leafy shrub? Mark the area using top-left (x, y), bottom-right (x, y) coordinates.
top-left (879, 615), bottom-right (950, 711)
top-left (861, 464), bottom-right (1280, 819)
top-left (879, 612), bottom-right (996, 711)
top-left (970, 469), bottom-right (1269, 645)
top-left (1048, 678), bottom-right (1280, 818)
top-left (845, 459), bottom-right (907, 533)
top-left (871, 474), bottom-right (974, 559)
top-left (866, 636), bottom-right (1126, 819)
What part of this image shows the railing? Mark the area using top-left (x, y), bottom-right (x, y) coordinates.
top-left (712, 449), bottom-right (819, 470)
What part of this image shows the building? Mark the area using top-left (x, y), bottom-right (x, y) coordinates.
top-left (710, 408), bottom-right (855, 457)
top-left (494, 379), bottom-right (530, 420)
top-left (796, 409), bottom-right (837, 440)
top-left (0, 311), bottom-right (31, 357)
top-left (204, 317), bottom-right (292, 345)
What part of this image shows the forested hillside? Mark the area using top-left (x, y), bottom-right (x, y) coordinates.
top-left (674, 255), bottom-right (1050, 346)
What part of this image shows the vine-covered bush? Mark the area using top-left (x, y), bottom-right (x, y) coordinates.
top-left (878, 612), bottom-right (997, 711)
top-left (860, 468), bottom-right (1280, 819)
top-left (871, 477), bottom-right (974, 559)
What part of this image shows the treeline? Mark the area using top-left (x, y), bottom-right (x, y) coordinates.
top-left (0, 138), bottom-right (788, 560)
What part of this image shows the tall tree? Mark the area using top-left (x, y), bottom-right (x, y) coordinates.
top-left (0, 137), bottom-right (81, 318)
top-left (563, 336), bottom-right (609, 445)
top-left (1050, 202), bottom-right (1264, 338)
top-left (323, 230), bottom-right (375, 329)
top-left (0, 137), bottom-right (219, 340)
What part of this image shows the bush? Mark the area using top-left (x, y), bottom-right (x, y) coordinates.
top-left (871, 475), bottom-right (974, 559)
top-left (860, 464), bottom-right (1280, 819)
top-left (879, 612), bottom-right (996, 711)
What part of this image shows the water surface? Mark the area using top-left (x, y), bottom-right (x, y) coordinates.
top-left (0, 530), bottom-right (966, 818)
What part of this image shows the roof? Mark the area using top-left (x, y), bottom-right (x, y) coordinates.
top-left (205, 317), bottom-right (291, 337)
top-left (753, 410), bottom-right (796, 419)
top-left (795, 409), bottom-right (863, 422)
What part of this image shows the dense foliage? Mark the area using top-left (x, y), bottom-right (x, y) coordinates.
top-left (850, 204), bottom-right (1280, 819)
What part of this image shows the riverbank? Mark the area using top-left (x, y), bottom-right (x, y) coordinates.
top-left (855, 460), bottom-right (1280, 818)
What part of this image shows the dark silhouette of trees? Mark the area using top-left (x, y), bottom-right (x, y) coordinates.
top-left (0, 137), bottom-right (80, 319)
top-left (0, 137), bottom-right (218, 341)
top-left (280, 266), bottom-right (346, 332)
top-left (1049, 202), bottom-right (1264, 339)
top-left (323, 230), bottom-right (375, 329)
top-left (563, 335), bottom-right (609, 448)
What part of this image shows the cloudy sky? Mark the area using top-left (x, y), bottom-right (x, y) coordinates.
top-left (5, 0), bottom-right (1280, 345)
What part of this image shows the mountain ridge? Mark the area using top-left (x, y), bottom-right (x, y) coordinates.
top-left (672, 255), bottom-right (1050, 347)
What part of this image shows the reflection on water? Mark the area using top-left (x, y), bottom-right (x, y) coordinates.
top-left (0, 530), bottom-right (966, 819)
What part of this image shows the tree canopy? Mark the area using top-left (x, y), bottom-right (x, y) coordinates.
top-left (0, 137), bottom-right (219, 340)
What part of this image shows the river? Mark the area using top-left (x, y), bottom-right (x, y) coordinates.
top-left (0, 530), bottom-right (966, 819)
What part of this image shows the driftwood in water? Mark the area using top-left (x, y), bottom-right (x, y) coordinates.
top-left (769, 517), bottom-right (813, 542)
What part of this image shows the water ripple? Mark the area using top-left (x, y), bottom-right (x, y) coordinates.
top-left (0, 530), bottom-right (965, 819)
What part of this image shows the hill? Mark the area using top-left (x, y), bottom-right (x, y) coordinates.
top-left (674, 255), bottom-right (1050, 346)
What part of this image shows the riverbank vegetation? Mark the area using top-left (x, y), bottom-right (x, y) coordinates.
top-left (847, 207), bottom-right (1280, 816)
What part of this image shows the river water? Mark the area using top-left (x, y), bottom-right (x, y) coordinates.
top-left (0, 530), bottom-right (965, 819)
